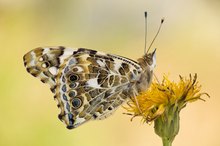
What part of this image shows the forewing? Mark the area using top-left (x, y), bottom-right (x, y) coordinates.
top-left (23, 46), bottom-right (76, 92)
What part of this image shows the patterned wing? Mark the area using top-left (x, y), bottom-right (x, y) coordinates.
top-left (23, 46), bottom-right (76, 92)
top-left (23, 47), bottom-right (143, 129)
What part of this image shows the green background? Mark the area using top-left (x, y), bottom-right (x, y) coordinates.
top-left (0, 0), bottom-right (219, 146)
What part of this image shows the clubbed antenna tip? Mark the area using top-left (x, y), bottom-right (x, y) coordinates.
top-left (144, 11), bottom-right (148, 54)
top-left (161, 18), bottom-right (165, 24)
top-left (145, 11), bottom-right (147, 18)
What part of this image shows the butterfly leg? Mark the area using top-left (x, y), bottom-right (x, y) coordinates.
top-left (132, 90), bottom-right (143, 114)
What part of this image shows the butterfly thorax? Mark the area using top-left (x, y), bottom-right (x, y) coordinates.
top-left (135, 51), bottom-right (156, 93)
top-left (135, 70), bottom-right (153, 93)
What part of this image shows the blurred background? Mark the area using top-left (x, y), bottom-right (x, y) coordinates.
top-left (0, 0), bottom-right (219, 146)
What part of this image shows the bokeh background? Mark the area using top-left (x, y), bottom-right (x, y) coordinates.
top-left (0, 0), bottom-right (220, 146)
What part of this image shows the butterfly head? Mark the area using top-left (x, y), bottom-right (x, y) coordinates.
top-left (140, 48), bottom-right (156, 71)
top-left (146, 48), bottom-right (156, 70)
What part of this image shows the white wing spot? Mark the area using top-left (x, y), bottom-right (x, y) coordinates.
top-left (96, 60), bottom-right (105, 67)
top-left (41, 63), bottom-right (47, 68)
top-left (114, 61), bottom-right (122, 72)
top-left (42, 48), bottom-right (50, 54)
top-left (49, 67), bottom-right (58, 75)
top-left (59, 48), bottom-right (75, 64)
top-left (39, 57), bottom-right (43, 61)
top-left (87, 78), bottom-right (101, 88)
top-left (29, 51), bottom-right (36, 66)
top-left (74, 117), bottom-right (86, 126)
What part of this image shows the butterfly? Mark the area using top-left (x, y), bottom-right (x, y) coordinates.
top-left (23, 46), bottom-right (156, 129)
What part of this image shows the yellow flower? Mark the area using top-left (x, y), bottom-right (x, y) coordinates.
top-left (124, 74), bottom-right (209, 146)
top-left (125, 74), bottom-right (209, 122)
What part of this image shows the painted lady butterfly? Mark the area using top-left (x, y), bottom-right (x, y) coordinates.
top-left (23, 47), bottom-right (156, 129)
top-left (23, 12), bottom-right (163, 129)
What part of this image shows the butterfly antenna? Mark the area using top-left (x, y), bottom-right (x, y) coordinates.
top-left (146, 18), bottom-right (164, 53)
top-left (144, 11), bottom-right (148, 54)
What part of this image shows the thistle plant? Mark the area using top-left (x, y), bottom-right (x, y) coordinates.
top-left (124, 74), bottom-right (209, 146)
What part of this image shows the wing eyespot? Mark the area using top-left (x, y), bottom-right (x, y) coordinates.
top-left (69, 83), bottom-right (77, 88)
top-left (69, 74), bottom-right (79, 82)
top-left (68, 90), bottom-right (77, 97)
top-left (71, 98), bottom-right (82, 109)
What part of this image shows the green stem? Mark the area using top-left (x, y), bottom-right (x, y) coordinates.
top-left (162, 138), bottom-right (172, 146)
top-left (154, 104), bottom-right (180, 146)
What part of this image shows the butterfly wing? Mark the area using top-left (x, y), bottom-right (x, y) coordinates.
top-left (24, 47), bottom-right (143, 129)
top-left (23, 46), bottom-right (76, 92)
